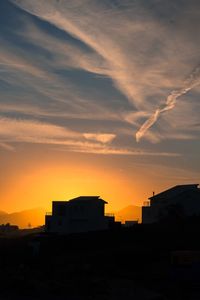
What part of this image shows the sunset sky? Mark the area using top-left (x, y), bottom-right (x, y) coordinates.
top-left (0, 0), bottom-right (200, 213)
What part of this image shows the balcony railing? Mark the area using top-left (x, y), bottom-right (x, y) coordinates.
top-left (46, 212), bottom-right (52, 216)
top-left (105, 213), bottom-right (115, 217)
top-left (46, 212), bottom-right (114, 217)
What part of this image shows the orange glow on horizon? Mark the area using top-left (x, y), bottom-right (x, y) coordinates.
top-left (1, 159), bottom-right (144, 214)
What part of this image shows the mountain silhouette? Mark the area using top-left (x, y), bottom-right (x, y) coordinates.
top-left (0, 210), bottom-right (7, 216)
top-left (0, 208), bottom-right (46, 228)
top-left (0, 205), bottom-right (142, 228)
top-left (114, 205), bottom-right (141, 223)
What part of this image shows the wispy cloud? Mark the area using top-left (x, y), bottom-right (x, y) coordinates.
top-left (56, 145), bottom-right (180, 157)
top-left (0, 116), bottom-right (179, 157)
top-left (0, 142), bottom-right (15, 151)
top-left (11, 0), bottom-right (200, 144)
top-left (0, 116), bottom-right (80, 142)
top-left (83, 133), bottom-right (116, 144)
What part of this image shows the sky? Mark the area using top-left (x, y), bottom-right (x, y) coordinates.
top-left (0, 0), bottom-right (200, 213)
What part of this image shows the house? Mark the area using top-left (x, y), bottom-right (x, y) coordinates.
top-left (142, 184), bottom-right (200, 224)
top-left (45, 196), bottom-right (115, 234)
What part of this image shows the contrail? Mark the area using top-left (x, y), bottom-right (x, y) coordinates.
top-left (136, 64), bottom-right (200, 142)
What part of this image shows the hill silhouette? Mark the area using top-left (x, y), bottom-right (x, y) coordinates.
top-left (0, 207), bottom-right (46, 228)
top-left (114, 205), bottom-right (141, 223)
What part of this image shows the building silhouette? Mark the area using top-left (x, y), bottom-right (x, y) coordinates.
top-left (0, 223), bottom-right (19, 233)
top-left (142, 184), bottom-right (200, 224)
top-left (45, 196), bottom-right (115, 234)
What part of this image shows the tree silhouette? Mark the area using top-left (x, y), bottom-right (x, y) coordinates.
top-left (28, 223), bottom-right (32, 229)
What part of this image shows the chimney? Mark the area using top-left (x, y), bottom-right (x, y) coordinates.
top-left (153, 191), bottom-right (155, 197)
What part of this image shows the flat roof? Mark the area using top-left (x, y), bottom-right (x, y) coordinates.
top-left (69, 196), bottom-right (108, 204)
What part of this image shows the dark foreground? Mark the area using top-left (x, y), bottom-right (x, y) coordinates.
top-left (0, 219), bottom-right (200, 300)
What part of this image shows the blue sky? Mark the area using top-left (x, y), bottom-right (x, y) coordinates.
top-left (0, 0), bottom-right (200, 211)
